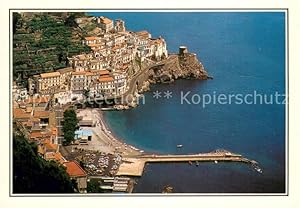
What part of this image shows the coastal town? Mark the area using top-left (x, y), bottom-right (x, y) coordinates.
top-left (13, 14), bottom-right (169, 193)
top-left (25, 16), bottom-right (168, 102)
top-left (13, 13), bottom-right (258, 194)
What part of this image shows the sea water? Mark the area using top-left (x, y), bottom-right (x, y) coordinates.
top-left (89, 12), bottom-right (286, 193)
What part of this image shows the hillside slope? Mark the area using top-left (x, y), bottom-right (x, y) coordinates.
top-left (13, 12), bottom-right (91, 85)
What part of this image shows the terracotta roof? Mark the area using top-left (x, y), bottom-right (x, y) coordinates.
top-left (30, 117), bottom-right (40, 122)
top-left (72, 71), bottom-right (86, 76)
top-left (99, 70), bottom-right (110, 75)
top-left (58, 67), bottom-right (73, 74)
top-left (151, 38), bottom-right (163, 45)
top-left (43, 138), bottom-right (51, 144)
top-left (45, 152), bottom-right (65, 164)
top-left (33, 111), bottom-right (49, 118)
top-left (64, 161), bottom-right (87, 177)
top-left (88, 43), bottom-right (104, 47)
top-left (54, 152), bottom-right (65, 162)
top-left (85, 36), bottom-right (99, 41)
top-left (85, 72), bottom-right (94, 76)
top-left (99, 16), bottom-right (112, 24)
top-left (45, 142), bottom-right (58, 152)
top-left (13, 108), bottom-right (31, 119)
top-left (40, 72), bottom-right (60, 79)
top-left (98, 76), bottom-right (114, 82)
top-left (136, 30), bottom-right (150, 39)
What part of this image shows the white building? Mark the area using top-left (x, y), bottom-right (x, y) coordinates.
top-left (97, 16), bottom-right (114, 33)
top-left (12, 82), bottom-right (28, 101)
top-left (149, 37), bottom-right (168, 60)
top-left (37, 72), bottom-right (61, 94)
top-left (115, 19), bottom-right (126, 32)
top-left (70, 71), bottom-right (86, 93)
top-left (113, 71), bottom-right (127, 95)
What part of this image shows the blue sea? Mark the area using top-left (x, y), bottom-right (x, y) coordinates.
top-left (89, 12), bottom-right (286, 193)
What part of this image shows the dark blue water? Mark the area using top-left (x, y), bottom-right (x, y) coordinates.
top-left (90, 12), bottom-right (286, 193)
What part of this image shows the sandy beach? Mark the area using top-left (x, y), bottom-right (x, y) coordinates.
top-left (76, 108), bottom-right (142, 156)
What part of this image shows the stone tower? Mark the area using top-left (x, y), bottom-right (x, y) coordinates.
top-left (179, 46), bottom-right (188, 55)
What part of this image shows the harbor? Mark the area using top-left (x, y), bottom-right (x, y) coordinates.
top-left (116, 149), bottom-right (261, 177)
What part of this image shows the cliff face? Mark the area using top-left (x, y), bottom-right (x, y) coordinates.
top-left (148, 53), bottom-right (209, 84)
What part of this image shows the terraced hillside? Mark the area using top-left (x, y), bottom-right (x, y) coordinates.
top-left (13, 12), bottom-right (91, 86)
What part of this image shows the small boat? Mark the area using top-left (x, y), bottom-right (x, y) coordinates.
top-left (214, 160), bottom-right (218, 164)
top-left (177, 144), bottom-right (183, 148)
top-left (188, 161), bottom-right (193, 165)
top-left (196, 161), bottom-right (199, 166)
top-left (255, 167), bottom-right (263, 174)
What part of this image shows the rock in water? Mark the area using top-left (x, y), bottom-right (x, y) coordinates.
top-left (162, 185), bottom-right (174, 193)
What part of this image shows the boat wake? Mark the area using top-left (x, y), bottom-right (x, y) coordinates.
top-left (252, 164), bottom-right (263, 174)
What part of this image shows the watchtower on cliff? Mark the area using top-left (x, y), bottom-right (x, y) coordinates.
top-left (179, 46), bottom-right (188, 56)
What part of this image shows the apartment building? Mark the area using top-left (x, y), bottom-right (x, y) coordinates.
top-left (97, 16), bottom-right (114, 33)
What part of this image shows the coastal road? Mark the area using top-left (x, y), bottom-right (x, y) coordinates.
top-left (120, 57), bottom-right (173, 102)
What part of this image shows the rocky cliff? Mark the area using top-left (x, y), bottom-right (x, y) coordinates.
top-left (148, 53), bottom-right (210, 84)
top-left (115, 52), bottom-right (211, 109)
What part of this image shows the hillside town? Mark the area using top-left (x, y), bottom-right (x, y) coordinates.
top-left (22, 16), bottom-right (168, 100)
top-left (13, 13), bottom-right (210, 194)
top-left (13, 15), bottom-right (169, 193)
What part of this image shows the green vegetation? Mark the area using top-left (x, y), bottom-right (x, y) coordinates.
top-left (13, 133), bottom-right (76, 193)
top-left (13, 12), bottom-right (91, 85)
top-left (62, 108), bottom-right (78, 145)
top-left (87, 179), bottom-right (104, 193)
top-left (82, 22), bottom-right (98, 34)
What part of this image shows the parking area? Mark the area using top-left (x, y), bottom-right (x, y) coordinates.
top-left (63, 148), bottom-right (122, 176)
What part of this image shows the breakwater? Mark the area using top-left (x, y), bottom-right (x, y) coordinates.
top-left (116, 149), bottom-right (261, 177)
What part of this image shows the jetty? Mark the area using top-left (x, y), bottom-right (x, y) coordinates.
top-left (116, 149), bottom-right (260, 176)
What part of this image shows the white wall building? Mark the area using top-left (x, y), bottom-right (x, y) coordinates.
top-left (97, 16), bottom-right (114, 33)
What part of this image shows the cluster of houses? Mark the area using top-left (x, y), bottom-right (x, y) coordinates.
top-left (25, 16), bottom-right (168, 99)
top-left (13, 16), bottom-right (170, 193)
top-left (13, 95), bottom-right (88, 193)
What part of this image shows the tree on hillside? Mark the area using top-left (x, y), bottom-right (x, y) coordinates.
top-left (63, 109), bottom-right (78, 145)
top-left (64, 13), bottom-right (78, 28)
top-left (13, 134), bottom-right (75, 193)
top-left (87, 179), bottom-right (104, 193)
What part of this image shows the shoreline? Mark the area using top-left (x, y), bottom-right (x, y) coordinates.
top-left (97, 109), bottom-right (144, 155)
top-left (77, 108), bottom-right (145, 157)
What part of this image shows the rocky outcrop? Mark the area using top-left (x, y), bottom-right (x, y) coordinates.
top-left (138, 80), bottom-right (150, 93)
top-left (148, 53), bottom-right (210, 84)
top-left (113, 51), bottom-right (211, 110)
